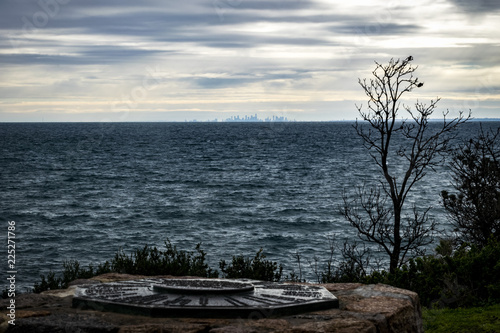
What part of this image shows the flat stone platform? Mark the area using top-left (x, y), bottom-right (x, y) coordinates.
top-left (0, 273), bottom-right (423, 333)
top-left (72, 278), bottom-right (339, 318)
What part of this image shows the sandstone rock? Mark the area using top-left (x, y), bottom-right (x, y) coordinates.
top-left (0, 276), bottom-right (423, 333)
top-left (118, 323), bottom-right (211, 333)
top-left (6, 313), bottom-right (118, 333)
top-left (0, 293), bottom-right (66, 310)
top-left (291, 317), bottom-right (376, 333)
top-left (333, 284), bottom-right (423, 333)
top-left (41, 285), bottom-right (78, 298)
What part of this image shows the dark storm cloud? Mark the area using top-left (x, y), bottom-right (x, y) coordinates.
top-left (212, 11), bottom-right (367, 26)
top-left (192, 71), bottom-right (311, 89)
top-left (0, 53), bottom-right (84, 65)
top-left (193, 77), bottom-right (258, 89)
top-left (3, 9), bottom-right (210, 35)
top-left (211, 0), bottom-right (315, 11)
top-left (1, 0), bottom-right (314, 30)
top-left (155, 33), bottom-right (333, 48)
top-left (447, 0), bottom-right (500, 13)
top-left (331, 23), bottom-right (421, 36)
top-left (79, 47), bottom-right (174, 62)
top-left (0, 44), bottom-right (171, 65)
top-left (402, 44), bottom-right (500, 70)
top-left (0, 1), bottom-right (214, 36)
top-left (2, 0), bottom-right (342, 68)
top-left (1, 0), bottom-right (363, 55)
top-left (1, 0), bottom-right (361, 36)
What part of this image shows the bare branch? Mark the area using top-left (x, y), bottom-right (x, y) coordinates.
top-left (343, 56), bottom-right (470, 273)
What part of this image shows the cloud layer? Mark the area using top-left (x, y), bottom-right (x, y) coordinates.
top-left (1, 0), bottom-right (499, 121)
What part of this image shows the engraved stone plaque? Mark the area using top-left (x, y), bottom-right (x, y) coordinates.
top-left (72, 278), bottom-right (338, 318)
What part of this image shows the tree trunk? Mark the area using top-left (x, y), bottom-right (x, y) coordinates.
top-left (390, 207), bottom-right (402, 274)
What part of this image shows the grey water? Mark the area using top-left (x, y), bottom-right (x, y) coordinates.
top-left (0, 121), bottom-right (497, 290)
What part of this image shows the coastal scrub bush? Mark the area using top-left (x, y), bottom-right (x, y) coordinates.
top-left (33, 244), bottom-right (283, 293)
top-left (33, 271), bottom-right (64, 293)
top-left (33, 260), bottom-right (112, 293)
top-left (33, 240), bottom-right (218, 293)
top-left (111, 240), bottom-right (218, 278)
top-left (219, 248), bottom-right (283, 282)
top-left (441, 126), bottom-right (500, 247)
top-left (315, 237), bottom-right (500, 307)
top-left (365, 238), bottom-right (500, 308)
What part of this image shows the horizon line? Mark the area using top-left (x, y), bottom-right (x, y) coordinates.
top-left (1, 118), bottom-right (499, 124)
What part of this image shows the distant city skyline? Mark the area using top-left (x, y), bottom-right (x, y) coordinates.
top-left (184, 113), bottom-right (292, 122)
top-left (222, 114), bottom-right (292, 122)
top-left (4, 114), bottom-right (499, 123)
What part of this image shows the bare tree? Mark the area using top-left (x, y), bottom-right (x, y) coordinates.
top-left (342, 57), bottom-right (470, 274)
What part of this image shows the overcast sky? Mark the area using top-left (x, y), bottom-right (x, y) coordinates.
top-left (1, 0), bottom-right (499, 121)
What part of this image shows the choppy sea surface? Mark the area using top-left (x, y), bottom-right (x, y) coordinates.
top-left (1, 121), bottom-right (497, 290)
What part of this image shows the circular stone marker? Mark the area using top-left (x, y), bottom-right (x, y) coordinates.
top-left (72, 278), bottom-right (338, 318)
top-left (153, 279), bottom-right (254, 294)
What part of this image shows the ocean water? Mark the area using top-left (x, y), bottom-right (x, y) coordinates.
top-left (0, 121), bottom-right (496, 290)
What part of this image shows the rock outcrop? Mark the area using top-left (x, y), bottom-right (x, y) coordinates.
top-left (0, 274), bottom-right (422, 333)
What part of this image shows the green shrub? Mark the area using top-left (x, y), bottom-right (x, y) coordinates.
top-left (33, 239), bottom-right (217, 293)
top-left (219, 248), bottom-right (283, 282)
top-left (320, 258), bottom-right (369, 284)
top-left (33, 260), bottom-right (112, 293)
top-left (34, 244), bottom-right (282, 294)
top-left (111, 240), bottom-right (218, 278)
top-left (33, 271), bottom-right (63, 293)
top-left (367, 238), bottom-right (500, 308)
top-left (32, 237), bottom-right (500, 308)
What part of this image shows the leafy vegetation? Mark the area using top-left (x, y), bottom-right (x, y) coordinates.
top-left (31, 237), bottom-right (500, 311)
top-left (318, 238), bottom-right (500, 308)
top-left (32, 242), bottom-right (286, 293)
top-left (442, 126), bottom-right (500, 247)
top-left (33, 239), bottom-right (218, 293)
top-left (387, 238), bottom-right (500, 308)
top-left (111, 240), bottom-right (218, 278)
top-left (219, 248), bottom-right (283, 282)
top-left (33, 260), bottom-right (111, 293)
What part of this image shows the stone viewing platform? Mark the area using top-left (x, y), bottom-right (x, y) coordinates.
top-left (0, 273), bottom-right (423, 333)
top-left (73, 277), bottom-right (339, 318)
